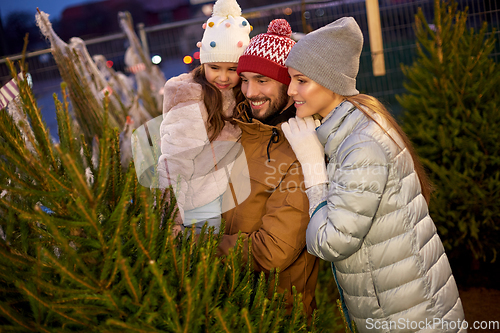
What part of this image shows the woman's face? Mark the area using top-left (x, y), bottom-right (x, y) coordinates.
top-left (287, 67), bottom-right (343, 118)
top-left (203, 62), bottom-right (239, 90)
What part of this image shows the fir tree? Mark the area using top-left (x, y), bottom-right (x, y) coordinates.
top-left (397, 0), bottom-right (500, 262)
top-left (35, 10), bottom-right (127, 142)
top-left (0, 58), bottom-right (316, 332)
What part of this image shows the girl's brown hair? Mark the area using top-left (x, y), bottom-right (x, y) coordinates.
top-left (192, 65), bottom-right (245, 142)
top-left (345, 94), bottom-right (432, 204)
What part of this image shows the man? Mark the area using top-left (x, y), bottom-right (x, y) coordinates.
top-left (217, 19), bottom-right (319, 317)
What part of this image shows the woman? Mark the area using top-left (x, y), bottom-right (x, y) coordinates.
top-left (282, 17), bottom-right (466, 332)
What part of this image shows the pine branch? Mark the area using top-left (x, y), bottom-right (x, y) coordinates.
top-left (214, 308), bottom-right (231, 333)
top-left (105, 319), bottom-right (161, 332)
top-left (41, 248), bottom-right (99, 292)
top-left (17, 282), bottom-right (91, 328)
top-left (148, 261), bottom-right (181, 330)
top-left (7, 61), bottom-right (58, 172)
top-left (0, 301), bottom-right (37, 331)
top-left (131, 216), bottom-right (152, 262)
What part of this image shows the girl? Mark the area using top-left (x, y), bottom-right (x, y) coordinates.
top-left (282, 17), bottom-right (466, 332)
top-left (158, 0), bottom-right (251, 235)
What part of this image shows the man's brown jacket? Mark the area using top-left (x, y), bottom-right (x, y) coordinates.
top-left (218, 102), bottom-right (319, 317)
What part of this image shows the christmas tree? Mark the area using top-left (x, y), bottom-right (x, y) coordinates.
top-left (398, 0), bottom-right (500, 263)
top-left (0, 57), bottom-right (320, 331)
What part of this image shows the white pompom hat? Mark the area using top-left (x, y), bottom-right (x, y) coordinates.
top-left (198, 0), bottom-right (252, 64)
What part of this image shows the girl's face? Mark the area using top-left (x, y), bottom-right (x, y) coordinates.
top-left (203, 62), bottom-right (239, 90)
top-left (287, 67), bottom-right (343, 118)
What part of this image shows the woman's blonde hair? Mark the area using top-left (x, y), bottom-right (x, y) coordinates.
top-left (345, 94), bottom-right (432, 204)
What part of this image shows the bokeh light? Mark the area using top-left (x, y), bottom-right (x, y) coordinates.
top-left (152, 55), bottom-right (162, 65)
top-left (202, 4), bottom-right (213, 16)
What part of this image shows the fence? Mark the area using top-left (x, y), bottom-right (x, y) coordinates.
top-left (1, 0), bottom-right (499, 117)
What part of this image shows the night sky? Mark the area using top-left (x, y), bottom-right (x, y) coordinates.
top-left (1, 0), bottom-right (99, 22)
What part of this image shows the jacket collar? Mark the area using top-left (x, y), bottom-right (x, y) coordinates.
top-left (316, 101), bottom-right (363, 152)
top-left (234, 101), bottom-right (297, 128)
top-left (234, 101), bottom-right (297, 162)
top-left (263, 103), bottom-right (297, 127)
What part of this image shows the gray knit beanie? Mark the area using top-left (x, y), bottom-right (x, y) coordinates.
top-left (285, 17), bottom-right (363, 96)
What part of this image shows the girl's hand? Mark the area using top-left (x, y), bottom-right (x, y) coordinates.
top-left (282, 116), bottom-right (328, 188)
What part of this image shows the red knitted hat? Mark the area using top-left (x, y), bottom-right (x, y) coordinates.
top-left (237, 19), bottom-right (296, 85)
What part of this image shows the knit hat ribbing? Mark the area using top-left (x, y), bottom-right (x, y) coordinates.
top-left (285, 17), bottom-right (363, 96)
top-left (237, 19), bottom-right (296, 85)
top-left (199, 0), bottom-right (251, 64)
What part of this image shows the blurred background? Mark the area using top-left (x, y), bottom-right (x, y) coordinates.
top-left (0, 0), bottom-right (498, 132)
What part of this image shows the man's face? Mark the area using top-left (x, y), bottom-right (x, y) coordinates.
top-left (239, 72), bottom-right (293, 122)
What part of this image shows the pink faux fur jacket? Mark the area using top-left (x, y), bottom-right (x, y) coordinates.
top-left (158, 72), bottom-right (241, 223)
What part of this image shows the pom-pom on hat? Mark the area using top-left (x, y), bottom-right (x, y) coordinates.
top-left (237, 19), bottom-right (296, 85)
top-left (199, 0), bottom-right (251, 64)
top-left (285, 17), bottom-right (363, 96)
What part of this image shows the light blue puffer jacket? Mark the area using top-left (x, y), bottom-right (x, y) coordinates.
top-left (306, 101), bottom-right (466, 332)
